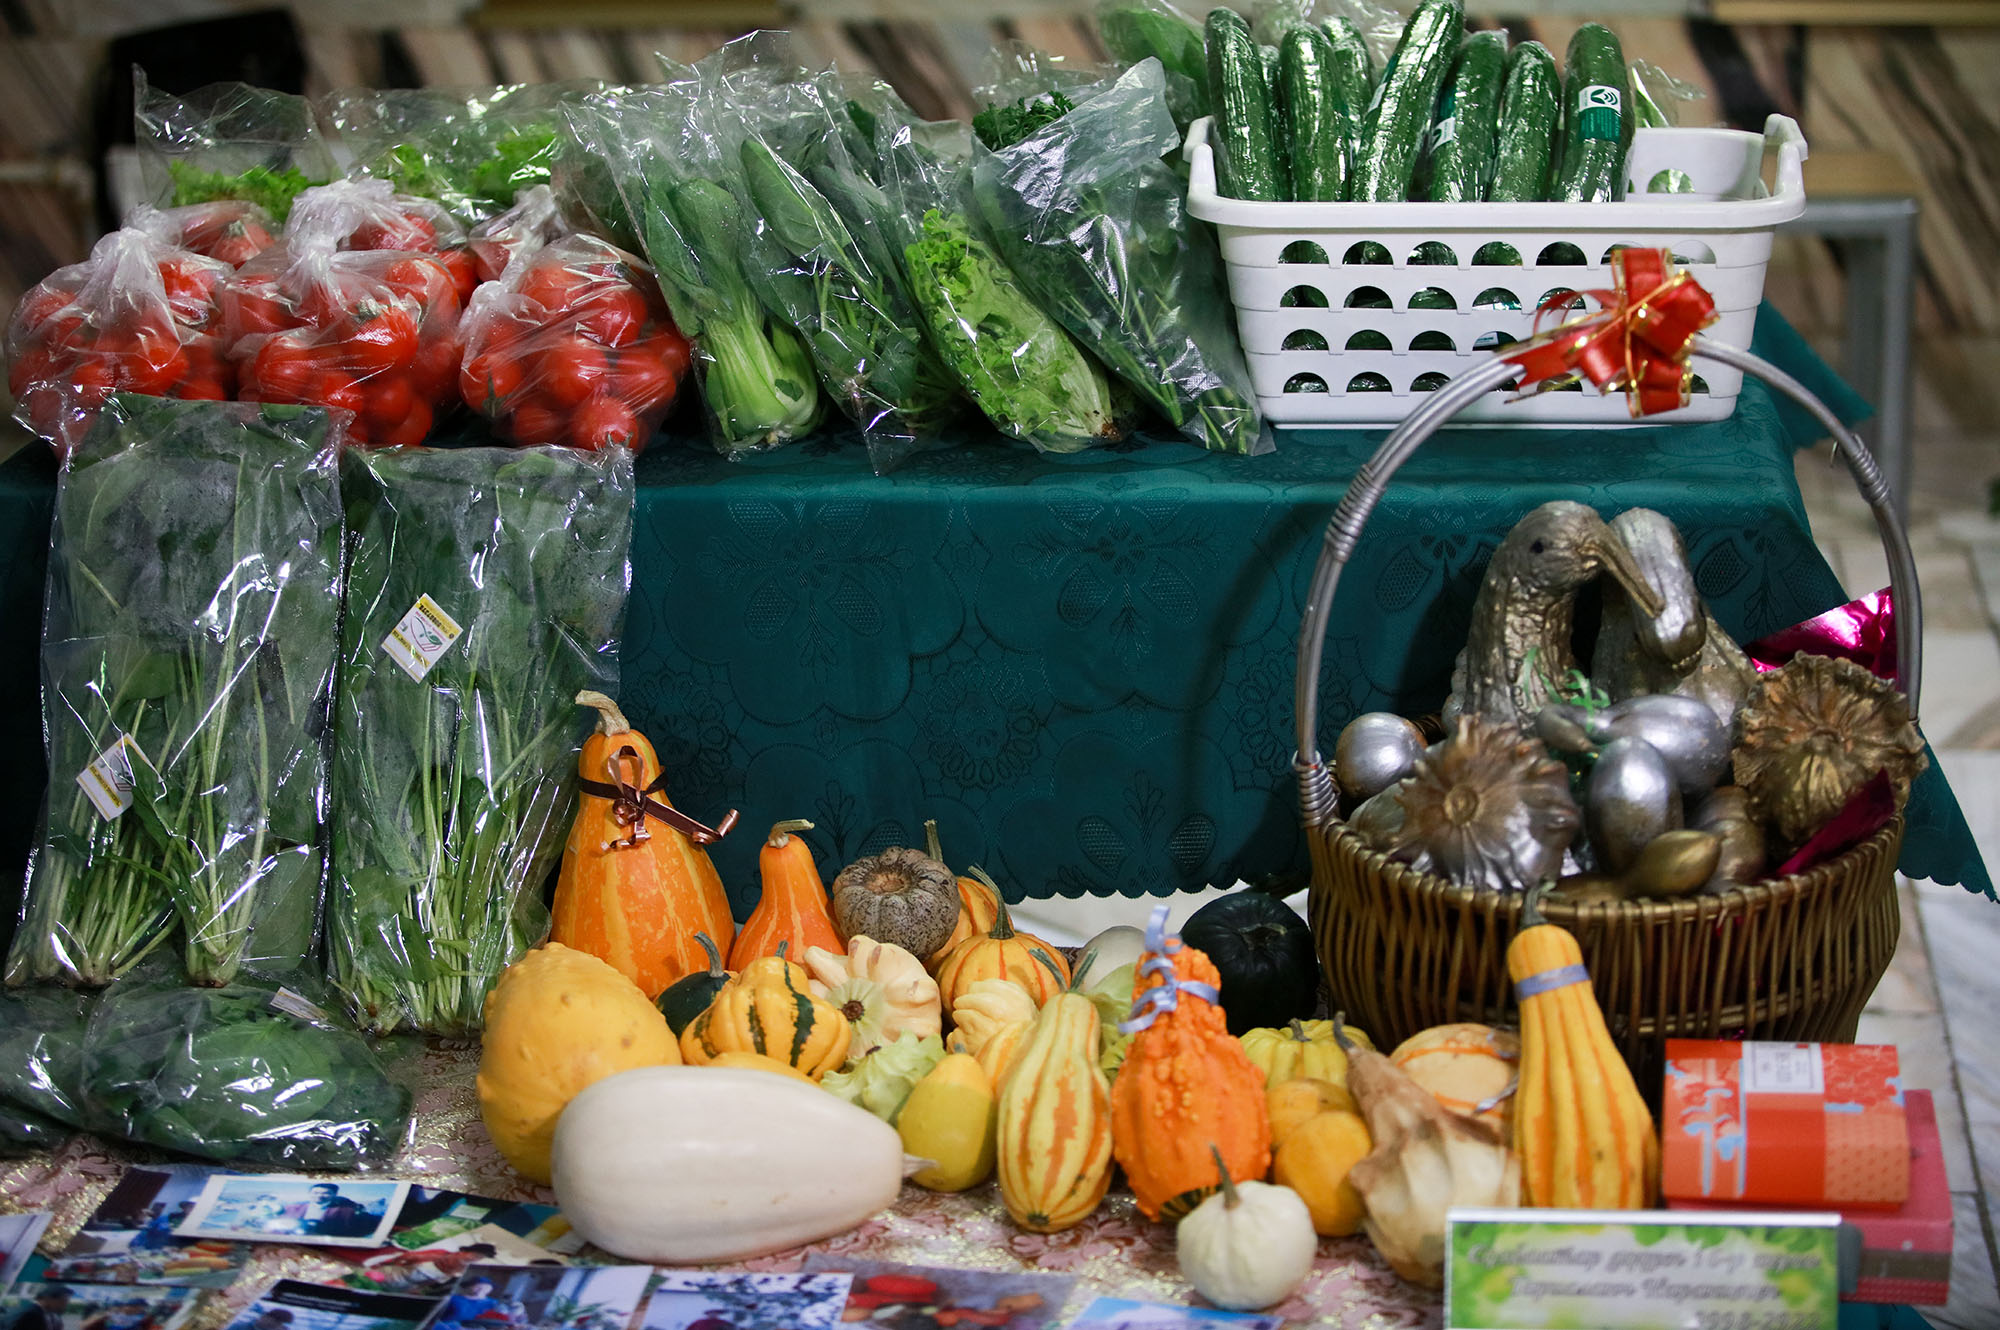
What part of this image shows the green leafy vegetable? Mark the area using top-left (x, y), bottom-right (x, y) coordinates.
top-left (819, 1031), bottom-right (945, 1124)
top-left (166, 162), bottom-right (316, 221)
top-left (1097, 0), bottom-right (1211, 128)
top-left (971, 90), bottom-right (1077, 150)
top-left (327, 446), bottom-right (635, 1036)
top-left (6, 397), bottom-right (344, 988)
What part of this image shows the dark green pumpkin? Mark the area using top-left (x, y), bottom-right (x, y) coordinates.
top-left (1179, 893), bottom-right (1318, 1036)
top-left (656, 931), bottom-right (732, 1035)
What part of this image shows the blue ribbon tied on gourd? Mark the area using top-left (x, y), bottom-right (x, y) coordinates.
top-left (1117, 905), bottom-right (1221, 1035)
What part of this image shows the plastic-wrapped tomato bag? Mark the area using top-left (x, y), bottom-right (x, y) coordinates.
top-left (129, 200), bottom-right (279, 268)
top-left (8, 229), bottom-right (234, 453)
top-left (468, 184), bottom-right (567, 284)
top-left (458, 234), bottom-right (689, 451)
top-left (223, 245), bottom-right (462, 447)
top-left (284, 178), bottom-right (478, 304)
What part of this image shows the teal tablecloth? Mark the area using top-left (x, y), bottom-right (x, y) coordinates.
top-left (0, 306), bottom-right (1987, 939)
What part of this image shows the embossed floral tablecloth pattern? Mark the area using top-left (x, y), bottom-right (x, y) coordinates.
top-left (0, 1044), bottom-right (1441, 1330)
top-left (0, 304), bottom-right (1987, 937)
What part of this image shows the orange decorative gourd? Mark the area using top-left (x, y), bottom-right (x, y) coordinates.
top-left (729, 820), bottom-right (844, 969)
top-left (1110, 908), bottom-right (1272, 1222)
top-left (550, 692), bottom-right (736, 999)
top-left (925, 820), bottom-right (1002, 967)
top-left (934, 882), bottom-right (1070, 1011)
top-left (995, 968), bottom-right (1114, 1232)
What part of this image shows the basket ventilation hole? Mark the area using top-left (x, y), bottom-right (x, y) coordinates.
top-left (1344, 286), bottom-right (1392, 310)
top-left (1343, 241), bottom-right (1392, 265)
top-left (1412, 371), bottom-right (1452, 392)
top-left (1671, 240), bottom-right (1717, 264)
top-left (1537, 241), bottom-right (1588, 266)
top-left (1472, 287), bottom-right (1522, 311)
top-left (1554, 378), bottom-right (1585, 392)
top-left (1283, 372), bottom-right (1330, 394)
top-left (1345, 330), bottom-right (1392, 351)
top-left (1408, 286), bottom-right (1457, 310)
top-left (1473, 241), bottom-right (1522, 266)
top-left (1281, 328), bottom-right (1330, 351)
top-left (1494, 374), bottom-right (1523, 394)
top-left (1282, 284), bottom-right (1330, 308)
top-left (1647, 168), bottom-right (1696, 195)
top-left (1346, 372), bottom-right (1393, 393)
top-left (1409, 241), bottom-right (1457, 266)
top-left (1280, 239), bottom-right (1330, 264)
top-left (1537, 288), bottom-right (1588, 313)
top-left (1410, 331), bottom-right (1456, 352)
top-left (1472, 330), bottom-right (1517, 351)
top-left (1601, 244), bottom-right (1630, 265)
top-left (1690, 374), bottom-right (1710, 394)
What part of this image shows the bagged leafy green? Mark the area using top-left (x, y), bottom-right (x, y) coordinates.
top-left (570, 78), bottom-right (823, 453)
top-left (972, 61), bottom-right (1265, 454)
top-left (6, 397), bottom-right (345, 989)
top-left (328, 446), bottom-right (634, 1036)
top-left (550, 86), bottom-right (645, 253)
top-left (0, 1103), bottom-right (67, 1157)
top-left (82, 977), bottom-right (412, 1170)
top-left (1095, 0), bottom-right (1210, 130)
top-left (134, 73), bottom-right (337, 224)
top-left (0, 986), bottom-right (97, 1130)
top-left (324, 82), bottom-right (599, 226)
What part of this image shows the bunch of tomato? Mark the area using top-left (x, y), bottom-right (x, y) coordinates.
top-left (136, 200), bottom-right (279, 268)
top-left (285, 179), bottom-right (479, 304)
top-left (7, 229), bottom-right (234, 453)
top-left (458, 234), bottom-right (689, 452)
top-left (222, 246), bottom-right (462, 448)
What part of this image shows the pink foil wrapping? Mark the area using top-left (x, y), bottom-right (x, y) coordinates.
top-left (1745, 587), bottom-right (1896, 682)
top-left (1776, 770), bottom-right (1899, 877)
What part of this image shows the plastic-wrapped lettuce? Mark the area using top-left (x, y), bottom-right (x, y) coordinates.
top-left (819, 1031), bottom-right (944, 1125)
top-left (972, 61), bottom-right (1266, 454)
top-left (0, 986), bottom-right (97, 1131)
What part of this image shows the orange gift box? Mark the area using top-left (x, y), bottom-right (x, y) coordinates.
top-left (1661, 1040), bottom-right (1909, 1209)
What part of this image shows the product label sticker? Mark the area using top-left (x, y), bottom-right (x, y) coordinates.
top-left (1433, 115), bottom-right (1458, 148)
top-left (1576, 84), bottom-right (1624, 140)
top-left (1741, 1042), bottom-right (1825, 1096)
top-left (381, 594), bottom-right (464, 682)
top-left (269, 987), bottom-right (337, 1026)
top-left (76, 733), bottom-right (146, 820)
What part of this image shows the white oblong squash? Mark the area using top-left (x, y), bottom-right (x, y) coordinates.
top-left (552, 1065), bottom-right (904, 1263)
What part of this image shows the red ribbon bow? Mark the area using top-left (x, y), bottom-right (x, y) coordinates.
top-left (1503, 248), bottom-right (1718, 417)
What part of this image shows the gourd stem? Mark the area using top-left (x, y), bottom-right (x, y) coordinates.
top-left (925, 818), bottom-right (944, 862)
top-left (1210, 1143), bottom-right (1240, 1209)
top-left (1288, 1018), bottom-right (1309, 1043)
top-left (776, 939), bottom-right (789, 959)
top-left (693, 930), bottom-right (725, 978)
top-left (1521, 879), bottom-right (1550, 930)
top-left (575, 690), bottom-right (630, 736)
top-left (768, 818), bottom-right (815, 847)
top-left (968, 867), bottom-right (1015, 940)
top-left (1330, 1011), bottom-right (1355, 1053)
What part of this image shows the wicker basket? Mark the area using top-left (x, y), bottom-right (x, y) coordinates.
top-left (1293, 339), bottom-right (1924, 1085)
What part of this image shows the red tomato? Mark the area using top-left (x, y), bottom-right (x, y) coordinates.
top-left (438, 248), bottom-right (479, 305)
top-left (572, 392), bottom-right (642, 451)
top-left (14, 285), bottom-right (70, 332)
top-left (313, 370), bottom-right (366, 417)
top-left (200, 218), bottom-right (276, 267)
top-left (570, 284), bottom-right (648, 348)
top-left (508, 402), bottom-right (566, 447)
top-left (362, 372), bottom-right (415, 427)
top-left (411, 336), bottom-right (460, 403)
top-left (519, 263), bottom-right (587, 313)
top-left (353, 209), bottom-right (437, 254)
top-left (461, 351), bottom-right (526, 415)
top-left (67, 356), bottom-right (120, 394)
top-left (380, 399), bottom-right (433, 448)
top-left (176, 374), bottom-right (229, 401)
top-left (249, 337), bottom-right (319, 403)
top-left (342, 303), bottom-right (420, 376)
top-left (157, 260), bottom-right (221, 329)
top-left (609, 344), bottom-right (685, 413)
top-left (380, 255), bottom-right (449, 308)
top-left (537, 336), bottom-right (609, 408)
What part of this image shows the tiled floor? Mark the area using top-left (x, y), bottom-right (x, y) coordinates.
top-left (1793, 444), bottom-right (2000, 1330)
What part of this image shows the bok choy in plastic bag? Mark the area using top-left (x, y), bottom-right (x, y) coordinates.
top-left (327, 446), bottom-right (634, 1036)
top-left (972, 60), bottom-right (1265, 454)
top-left (6, 397), bottom-right (345, 989)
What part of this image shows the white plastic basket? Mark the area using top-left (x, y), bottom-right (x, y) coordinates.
top-left (1186, 113), bottom-right (1809, 426)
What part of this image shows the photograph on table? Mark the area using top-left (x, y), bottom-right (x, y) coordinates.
top-left (45, 1167), bottom-right (249, 1288)
top-left (224, 1281), bottom-right (438, 1330)
top-left (342, 1227), bottom-right (569, 1297)
top-left (801, 1256), bottom-right (1075, 1329)
top-left (638, 1272), bottom-right (850, 1330)
top-left (426, 1264), bottom-right (653, 1330)
top-left (176, 1177), bottom-right (408, 1248)
top-left (0, 1214), bottom-right (52, 1296)
top-left (376, 1192), bottom-right (574, 1256)
top-left (1057, 1300), bottom-right (1284, 1330)
top-left (1, 1280), bottom-right (202, 1330)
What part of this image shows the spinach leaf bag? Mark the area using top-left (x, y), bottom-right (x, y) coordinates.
top-left (7, 397), bottom-right (344, 989)
top-left (327, 446), bottom-right (634, 1036)
top-left (972, 60), bottom-right (1265, 454)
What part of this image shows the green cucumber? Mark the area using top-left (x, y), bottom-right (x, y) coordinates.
top-left (1426, 29), bottom-right (1507, 202)
top-left (1489, 40), bottom-right (1559, 202)
top-left (1280, 24), bottom-right (1349, 200)
top-left (1352, 0), bottom-right (1465, 201)
top-left (1320, 16), bottom-right (1375, 124)
top-left (1205, 7), bottom-right (1285, 200)
top-left (1556, 23), bottom-right (1629, 202)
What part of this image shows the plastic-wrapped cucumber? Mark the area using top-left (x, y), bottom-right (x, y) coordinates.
top-left (1489, 40), bottom-right (1560, 202)
top-left (1352, 0), bottom-right (1465, 201)
top-left (1281, 25), bottom-right (1350, 200)
top-left (1427, 30), bottom-right (1507, 202)
top-left (1556, 23), bottom-right (1629, 202)
top-left (1205, 7), bottom-right (1285, 199)
top-left (1321, 15), bottom-right (1375, 118)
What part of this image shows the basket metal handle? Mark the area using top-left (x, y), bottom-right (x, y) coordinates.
top-left (1291, 337), bottom-right (1922, 829)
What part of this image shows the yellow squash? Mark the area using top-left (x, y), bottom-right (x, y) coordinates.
top-left (899, 1047), bottom-right (998, 1191)
top-left (1272, 1106), bottom-right (1372, 1236)
top-left (1239, 1018), bottom-right (1374, 1089)
top-left (1265, 1076), bottom-right (1356, 1144)
top-left (680, 953), bottom-right (852, 1080)
top-left (1508, 889), bottom-right (1658, 1209)
top-left (996, 987), bottom-right (1113, 1232)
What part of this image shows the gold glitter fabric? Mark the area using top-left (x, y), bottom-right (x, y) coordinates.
top-left (0, 1043), bottom-right (1441, 1328)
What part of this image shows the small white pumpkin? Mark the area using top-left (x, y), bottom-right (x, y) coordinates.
top-left (1075, 924), bottom-right (1148, 988)
top-left (552, 1065), bottom-right (905, 1263)
top-left (1176, 1146), bottom-right (1318, 1311)
top-left (805, 936), bottom-right (942, 1056)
